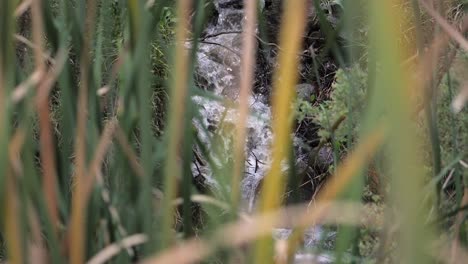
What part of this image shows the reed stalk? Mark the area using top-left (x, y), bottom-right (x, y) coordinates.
top-left (254, 1), bottom-right (308, 263)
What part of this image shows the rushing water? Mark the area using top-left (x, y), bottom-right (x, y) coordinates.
top-left (192, 1), bottom-right (333, 262)
top-left (193, 0), bottom-right (274, 212)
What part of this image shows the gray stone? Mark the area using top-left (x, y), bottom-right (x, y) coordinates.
top-left (296, 83), bottom-right (316, 101)
top-left (316, 146), bottom-right (334, 169)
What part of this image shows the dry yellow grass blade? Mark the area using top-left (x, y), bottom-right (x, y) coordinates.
top-left (87, 234), bottom-right (148, 264)
top-left (10, 47), bottom-right (67, 104)
top-left (254, 1), bottom-right (308, 262)
top-left (65, 118), bottom-right (120, 263)
top-left (257, 0), bottom-right (308, 213)
top-left (14, 0), bottom-right (31, 17)
top-left (81, 119), bottom-right (119, 204)
top-left (315, 126), bottom-right (385, 202)
top-left (5, 171), bottom-right (23, 264)
top-left (30, 0), bottom-right (62, 231)
top-left (27, 206), bottom-right (48, 264)
top-left (451, 81), bottom-right (468, 113)
top-left (172, 194), bottom-right (230, 211)
top-left (115, 125), bottom-right (146, 177)
top-left (8, 128), bottom-right (26, 176)
top-left (35, 48), bottom-right (68, 104)
top-left (69, 1), bottom-right (98, 263)
top-left (232, 0), bottom-right (257, 209)
top-left (13, 34), bottom-right (55, 63)
top-left (11, 69), bottom-right (42, 103)
top-left (139, 202), bottom-right (378, 264)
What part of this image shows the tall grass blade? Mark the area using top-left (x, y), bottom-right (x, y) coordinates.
top-left (69, 1), bottom-right (98, 263)
top-left (5, 174), bottom-right (23, 264)
top-left (369, 1), bottom-right (436, 262)
top-left (179, 0), bottom-right (208, 238)
top-left (0, 1), bottom-right (20, 261)
top-left (0, 0), bottom-right (15, 225)
top-left (254, 1), bottom-right (308, 263)
top-left (161, 0), bottom-right (192, 248)
top-left (32, 0), bottom-right (60, 231)
top-left (232, 0), bottom-right (257, 211)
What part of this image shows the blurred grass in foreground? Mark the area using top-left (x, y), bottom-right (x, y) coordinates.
top-left (1, 0), bottom-right (467, 263)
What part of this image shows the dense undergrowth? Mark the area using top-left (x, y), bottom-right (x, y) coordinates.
top-left (0, 0), bottom-right (467, 263)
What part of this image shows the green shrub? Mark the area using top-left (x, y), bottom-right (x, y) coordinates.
top-left (304, 65), bottom-right (367, 145)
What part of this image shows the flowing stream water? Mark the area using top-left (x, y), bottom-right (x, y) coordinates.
top-left (192, 0), bottom-right (273, 213)
top-left (192, 1), bottom-right (333, 262)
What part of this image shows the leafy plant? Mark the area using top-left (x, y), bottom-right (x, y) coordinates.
top-left (310, 65), bottom-right (367, 144)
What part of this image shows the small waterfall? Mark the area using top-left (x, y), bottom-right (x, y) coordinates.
top-left (193, 1), bottom-right (273, 212)
top-left (191, 1), bottom-right (334, 262)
